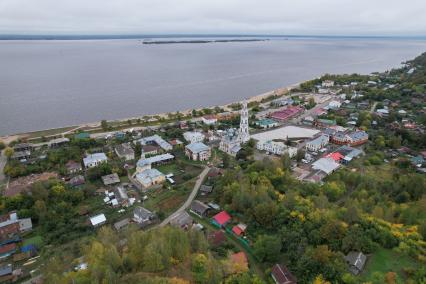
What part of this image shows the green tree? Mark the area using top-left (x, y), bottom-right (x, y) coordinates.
top-left (253, 234), bottom-right (282, 262)
top-left (4, 147), bottom-right (14, 159)
top-left (101, 120), bottom-right (108, 131)
top-left (135, 142), bottom-right (142, 159)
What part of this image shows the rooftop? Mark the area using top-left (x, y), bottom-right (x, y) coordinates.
top-left (251, 126), bottom-right (320, 144)
top-left (137, 153), bottom-right (174, 167)
top-left (186, 142), bottom-right (210, 154)
top-left (90, 214), bottom-right (106, 226)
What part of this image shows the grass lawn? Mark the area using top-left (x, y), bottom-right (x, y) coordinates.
top-left (143, 181), bottom-right (195, 216)
top-left (360, 248), bottom-right (418, 283)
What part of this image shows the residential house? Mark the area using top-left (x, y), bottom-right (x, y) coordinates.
top-left (65, 160), bottom-right (82, 174)
top-left (13, 143), bottom-right (32, 152)
top-left (344, 252), bottom-right (367, 275)
top-left (190, 201), bottom-right (210, 217)
top-left (336, 146), bottom-right (363, 164)
top-left (142, 144), bottom-right (160, 156)
top-left (68, 175), bottom-right (85, 187)
top-left (113, 218), bottom-right (130, 231)
top-left (185, 142), bottom-right (211, 161)
top-left (0, 243), bottom-right (17, 259)
top-left (11, 150), bottom-right (31, 161)
top-left (18, 218), bottom-right (32, 232)
top-left (305, 135), bottom-right (329, 152)
top-left (89, 214), bottom-right (107, 227)
top-left (183, 131), bottom-right (205, 143)
top-left (0, 264), bottom-right (12, 282)
top-left (133, 206), bottom-right (156, 228)
top-left (169, 211), bottom-right (193, 229)
top-left (135, 168), bottom-right (166, 189)
top-left (0, 212), bottom-right (28, 242)
top-left (232, 223), bottom-right (247, 237)
top-left (115, 143), bottom-right (135, 161)
top-left (271, 264), bottom-right (297, 284)
top-left (212, 211), bottom-right (231, 228)
top-left (200, 184), bottom-right (213, 195)
top-left (83, 153), bottom-right (108, 169)
top-left (101, 173), bottom-right (120, 186)
top-left (48, 137), bottom-right (70, 148)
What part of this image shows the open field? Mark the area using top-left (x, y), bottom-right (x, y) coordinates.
top-left (360, 248), bottom-right (419, 283)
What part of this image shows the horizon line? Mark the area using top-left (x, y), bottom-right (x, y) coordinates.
top-left (0, 33), bottom-right (426, 40)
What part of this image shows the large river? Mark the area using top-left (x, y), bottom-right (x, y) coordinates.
top-left (1, 37), bottom-right (426, 135)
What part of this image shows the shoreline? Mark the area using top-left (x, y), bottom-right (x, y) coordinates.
top-left (0, 82), bottom-right (301, 144)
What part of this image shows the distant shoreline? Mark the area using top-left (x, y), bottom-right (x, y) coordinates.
top-left (1, 34), bottom-right (425, 41)
top-left (142, 39), bottom-right (267, 44)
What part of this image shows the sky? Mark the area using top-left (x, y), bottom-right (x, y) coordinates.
top-left (0, 0), bottom-right (425, 36)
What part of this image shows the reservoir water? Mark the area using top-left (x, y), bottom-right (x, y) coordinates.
top-left (1, 37), bottom-right (426, 135)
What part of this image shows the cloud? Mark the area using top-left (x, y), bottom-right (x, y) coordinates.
top-left (0, 0), bottom-right (425, 35)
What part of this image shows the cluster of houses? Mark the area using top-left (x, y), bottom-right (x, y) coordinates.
top-left (0, 212), bottom-right (34, 282)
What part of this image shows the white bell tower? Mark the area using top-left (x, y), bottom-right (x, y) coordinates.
top-left (239, 100), bottom-right (250, 143)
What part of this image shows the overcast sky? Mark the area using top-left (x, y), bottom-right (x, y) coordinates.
top-left (0, 0), bottom-right (425, 35)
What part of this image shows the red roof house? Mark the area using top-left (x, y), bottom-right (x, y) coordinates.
top-left (325, 152), bottom-right (344, 162)
top-left (232, 223), bottom-right (247, 236)
top-left (212, 211), bottom-right (231, 227)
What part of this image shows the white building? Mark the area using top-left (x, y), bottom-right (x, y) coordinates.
top-left (183, 131), bottom-right (205, 143)
top-left (306, 135), bottom-right (329, 152)
top-left (219, 100), bottom-right (250, 156)
top-left (83, 153), bottom-right (108, 168)
top-left (322, 80), bottom-right (334, 87)
top-left (239, 100), bottom-right (250, 143)
top-left (185, 142), bottom-right (211, 161)
top-left (89, 214), bottom-right (107, 227)
top-left (256, 140), bottom-right (297, 157)
top-left (312, 158), bottom-right (340, 175)
top-left (136, 153), bottom-right (175, 172)
top-left (328, 100), bottom-right (342, 110)
top-left (201, 115), bottom-right (218, 125)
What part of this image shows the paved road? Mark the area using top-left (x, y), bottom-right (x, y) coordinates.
top-left (159, 166), bottom-right (210, 227)
top-left (370, 101), bottom-right (378, 114)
